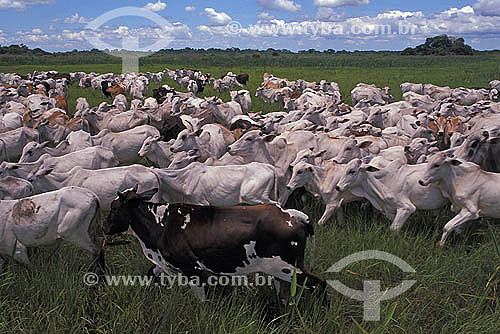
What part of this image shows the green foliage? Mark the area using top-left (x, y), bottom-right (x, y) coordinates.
top-left (402, 35), bottom-right (475, 56)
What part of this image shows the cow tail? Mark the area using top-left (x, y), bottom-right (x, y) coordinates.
top-left (305, 221), bottom-right (315, 272)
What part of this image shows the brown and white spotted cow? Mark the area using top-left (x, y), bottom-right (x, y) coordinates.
top-left (103, 186), bottom-right (324, 301)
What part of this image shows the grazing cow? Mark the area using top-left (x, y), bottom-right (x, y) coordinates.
top-left (419, 153), bottom-right (500, 245)
top-left (153, 162), bottom-right (279, 206)
top-left (0, 187), bottom-right (103, 269)
top-left (103, 186), bottom-right (323, 300)
top-left (28, 165), bottom-right (160, 211)
top-left (336, 159), bottom-right (448, 231)
top-left (0, 176), bottom-right (33, 200)
top-left (235, 73), bottom-right (249, 86)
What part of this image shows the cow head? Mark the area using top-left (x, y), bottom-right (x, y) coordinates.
top-left (336, 159), bottom-right (379, 192)
top-left (419, 153), bottom-right (462, 186)
top-left (332, 137), bottom-right (372, 164)
top-left (287, 161), bottom-right (314, 191)
top-left (104, 185), bottom-right (158, 235)
top-left (19, 141), bottom-right (49, 163)
top-left (139, 135), bottom-right (162, 157)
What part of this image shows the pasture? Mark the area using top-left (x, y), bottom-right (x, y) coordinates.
top-left (1, 54), bottom-right (500, 333)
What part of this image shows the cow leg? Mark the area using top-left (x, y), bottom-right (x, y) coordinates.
top-left (13, 241), bottom-right (30, 266)
top-left (189, 284), bottom-right (206, 302)
top-left (318, 204), bottom-right (338, 225)
top-left (390, 204), bottom-right (416, 231)
top-left (440, 209), bottom-right (479, 247)
top-left (335, 208), bottom-right (345, 225)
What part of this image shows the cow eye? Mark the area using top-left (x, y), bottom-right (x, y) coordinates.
top-left (433, 164), bottom-right (440, 168)
top-left (297, 170), bottom-right (303, 175)
top-left (27, 151), bottom-right (32, 155)
top-left (246, 138), bottom-right (252, 141)
top-left (348, 170), bottom-right (355, 174)
top-left (346, 147), bottom-right (352, 151)
top-left (181, 136), bottom-right (186, 140)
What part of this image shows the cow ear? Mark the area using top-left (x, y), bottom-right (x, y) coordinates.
top-left (199, 131), bottom-right (211, 144)
top-left (263, 134), bottom-right (276, 142)
top-left (365, 165), bottom-right (380, 173)
top-left (450, 159), bottom-right (462, 166)
top-left (358, 141), bottom-right (372, 149)
top-left (138, 188), bottom-right (158, 201)
top-left (488, 137), bottom-right (500, 144)
top-left (275, 138), bottom-right (287, 150)
top-left (314, 150), bottom-right (326, 158)
top-left (428, 121), bottom-right (438, 132)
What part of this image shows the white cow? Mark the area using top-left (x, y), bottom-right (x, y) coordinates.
top-left (0, 176), bottom-right (33, 200)
top-left (92, 125), bottom-right (160, 164)
top-left (171, 125), bottom-right (229, 162)
top-left (286, 160), bottom-right (360, 226)
top-left (336, 159), bottom-right (448, 231)
top-left (419, 153), bottom-right (500, 245)
top-left (153, 162), bottom-right (278, 206)
top-left (0, 127), bottom-right (40, 163)
top-left (28, 165), bottom-right (161, 211)
top-left (138, 136), bottom-right (175, 168)
top-left (231, 90), bottom-right (252, 114)
top-left (0, 187), bottom-right (103, 268)
top-left (1, 146), bottom-right (118, 180)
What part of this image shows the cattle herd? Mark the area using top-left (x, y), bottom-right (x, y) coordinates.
top-left (0, 68), bottom-right (499, 300)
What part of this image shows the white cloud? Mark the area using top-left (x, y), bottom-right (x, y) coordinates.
top-left (473, 0), bottom-right (500, 17)
top-left (204, 8), bottom-right (232, 26)
top-left (316, 8), bottom-right (344, 21)
top-left (313, 0), bottom-right (369, 8)
top-left (257, 12), bottom-right (275, 23)
top-left (63, 13), bottom-right (92, 24)
top-left (31, 28), bottom-right (43, 34)
top-left (185, 6), bottom-right (196, 12)
top-left (144, 0), bottom-right (166, 12)
top-left (0, 0), bottom-right (52, 10)
top-left (256, 0), bottom-right (301, 12)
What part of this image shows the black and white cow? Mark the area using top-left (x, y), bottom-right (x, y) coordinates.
top-left (103, 186), bottom-right (324, 301)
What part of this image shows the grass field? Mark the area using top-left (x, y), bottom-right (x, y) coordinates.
top-left (1, 54), bottom-right (500, 333)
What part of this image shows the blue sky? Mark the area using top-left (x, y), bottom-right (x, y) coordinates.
top-left (0, 0), bottom-right (499, 51)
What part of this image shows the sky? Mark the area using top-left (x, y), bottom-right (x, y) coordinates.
top-left (0, 0), bottom-right (499, 52)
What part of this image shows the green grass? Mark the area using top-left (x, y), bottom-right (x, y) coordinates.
top-left (1, 54), bottom-right (500, 333)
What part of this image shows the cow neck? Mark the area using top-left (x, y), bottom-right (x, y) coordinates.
top-left (160, 164), bottom-right (198, 194)
top-left (254, 142), bottom-right (274, 165)
top-left (319, 160), bottom-right (340, 194)
top-left (307, 164), bottom-right (326, 195)
top-left (128, 202), bottom-right (164, 251)
top-left (361, 171), bottom-right (389, 213)
top-left (46, 169), bottom-right (73, 188)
